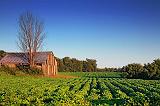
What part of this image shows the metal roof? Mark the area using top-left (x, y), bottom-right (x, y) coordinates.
top-left (0, 52), bottom-right (53, 64)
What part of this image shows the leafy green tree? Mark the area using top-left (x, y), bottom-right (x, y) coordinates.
top-left (82, 61), bottom-right (88, 72)
top-left (71, 58), bottom-right (83, 72)
top-left (56, 57), bottom-right (97, 72)
top-left (144, 59), bottom-right (160, 79)
top-left (56, 57), bottom-right (65, 72)
top-left (122, 63), bottom-right (144, 78)
top-left (63, 57), bottom-right (72, 72)
top-left (86, 58), bottom-right (97, 72)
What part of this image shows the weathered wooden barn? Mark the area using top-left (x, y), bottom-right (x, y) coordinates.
top-left (0, 51), bottom-right (57, 75)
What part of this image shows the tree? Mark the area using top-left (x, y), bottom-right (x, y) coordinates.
top-left (0, 50), bottom-right (6, 60)
top-left (17, 12), bottom-right (45, 67)
top-left (56, 57), bottom-right (65, 72)
top-left (71, 58), bottom-right (82, 72)
top-left (56, 57), bottom-right (97, 72)
top-left (86, 58), bottom-right (97, 72)
top-left (144, 59), bottom-right (160, 79)
top-left (122, 63), bottom-right (144, 78)
top-left (63, 57), bottom-right (72, 72)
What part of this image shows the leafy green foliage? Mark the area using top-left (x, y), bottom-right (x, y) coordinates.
top-left (56, 57), bottom-right (97, 72)
top-left (122, 59), bottom-right (160, 79)
top-left (0, 73), bottom-right (160, 105)
top-left (122, 63), bottom-right (144, 78)
top-left (0, 66), bottom-right (17, 75)
top-left (0, 66), bottom-right (43, 76)
top-left (144, 59), bottom-right (160, 79)
top-left (20, 67), bottom-right (43, 75)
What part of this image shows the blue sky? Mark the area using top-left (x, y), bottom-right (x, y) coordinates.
top-left (0, 0), bottom-right (160, 68)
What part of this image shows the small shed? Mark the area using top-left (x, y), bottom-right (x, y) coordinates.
top-left (0, 51), bottom-right (57, 76)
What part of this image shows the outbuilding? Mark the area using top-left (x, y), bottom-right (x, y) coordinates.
top-left (0, 51), bottom-right (57, 75)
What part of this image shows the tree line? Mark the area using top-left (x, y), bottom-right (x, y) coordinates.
top-left (97, 59), bottom-right (160, 80)
top-left (56, 57), bottom-right (97, 72)
top-left (56, 56), bottom-right (160, 79)
top-left (121, 59), bottom-right (160, 80)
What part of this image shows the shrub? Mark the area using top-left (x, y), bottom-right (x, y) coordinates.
top-left (0, 66), bottom-right (16, 75)
top-left (27, 67), bottom-right (43, 75)
top-left (16, 65), bottom-right (43, 75)
top-left (0, 65), bottom-right (43, 76)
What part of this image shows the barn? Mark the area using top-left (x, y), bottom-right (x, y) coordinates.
top-left (0, 51), bottom-right (57, 76)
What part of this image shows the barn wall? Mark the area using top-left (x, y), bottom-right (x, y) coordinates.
top-left (5, 63), bottom-right (16, 68)
top-left (54, 59), bottom-right (58, 75)
top-left (42, 64), bottom-right (47, 75)
top-left (43, 53), bottom-right (58, 76)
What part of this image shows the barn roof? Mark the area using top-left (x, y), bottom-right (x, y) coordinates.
top-left (0, 51), bottom-right (53, 64)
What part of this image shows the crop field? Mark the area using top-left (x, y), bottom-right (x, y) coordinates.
top-left (58, 72), bottom-right (125, 78)
top-left (0, 73), bottom-right (160, 106)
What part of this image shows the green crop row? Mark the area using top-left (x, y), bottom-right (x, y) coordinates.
top-left (0, 74), bottom-right (160, 106)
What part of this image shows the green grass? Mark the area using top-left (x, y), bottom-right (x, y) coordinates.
top-left (0, 72), bottom-right (160, 106)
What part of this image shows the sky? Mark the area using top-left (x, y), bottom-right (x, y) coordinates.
top-left (0, 0), bottom-right (160, 68)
